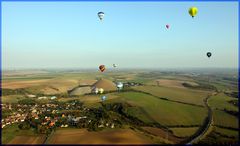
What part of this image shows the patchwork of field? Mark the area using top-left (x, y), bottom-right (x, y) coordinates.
top-left (132, 86), bottom-right (209, 106)
top-left (47, 128), bottom-right (153, 144)
top-left (209, 93), bottom-right (238, 111)
top-left (111, 92), bottom-right (207, 126)
top-left (2, 70), bottom-right (238, 144)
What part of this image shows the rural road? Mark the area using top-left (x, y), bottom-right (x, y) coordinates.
top-left (185, 94), bottom-right (214, 145)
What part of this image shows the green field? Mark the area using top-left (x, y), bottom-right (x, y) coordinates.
top-left (213, 110), bottom-right (238, 129)
top-left (1, 95), bottom-right (27, 103)
top-left (209, 93), bottom-right (238, 111)
top-left (111, 92), bottom-right (207, 126)
top-left (215, 127), bottom-right (239, 138)
top-left (1, 124), bottom-right (38, 144)
top-left (132, 86), bottom-right (209, 106)
top-left (170, 127), bottom-right (199, 138)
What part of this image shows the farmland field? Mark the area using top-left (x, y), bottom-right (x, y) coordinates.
top-left (47, 128), bottom-right (153, 144)
top-left (209, 93), bottom-right (238, 111)
top-left (212, 110), bottom-right (238, 129)
top-left (132, 86), bottom-right (209, 106)
top-left (112, 92), bottom-right (208, 126)
top-left (1, 69), bottom-right (238, 145)
top-left (170, 127), bottom-right (199, 138)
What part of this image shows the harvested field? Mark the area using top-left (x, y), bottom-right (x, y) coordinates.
top-left (47, 128), bottom-right (153, 144)
top-left (8, 135), bottom-right (46, 144)
top-left (155, 79), bottom-right (198, 89)
top-left (142, 127), bottom-right (183, 144)
top-left (2, 79), bottom-right (51, 89)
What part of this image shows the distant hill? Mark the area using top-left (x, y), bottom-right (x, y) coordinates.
top-left (92, 78), bottom-right (117, 91)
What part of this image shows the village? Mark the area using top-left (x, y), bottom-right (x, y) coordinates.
top-left (1, 94), bottom-right (137, 136)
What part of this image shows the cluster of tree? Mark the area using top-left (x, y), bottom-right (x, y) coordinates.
top-left (198, 131), bottom-right (238, 145)
top-left (18, 98), bottom-right (36, 105)
top-left (224, 91), bottom-right (238, 98)
top-left (182, 82), bottom-right (217, 91)
top-left (223, 108), bottom-right (238, 118)
top-left (228, 100), bottom-right (238, 107)
top-left (2, 88), bottom-right (29, 96)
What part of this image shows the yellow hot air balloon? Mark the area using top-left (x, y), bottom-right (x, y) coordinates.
top-left (99, 88), bottom-right (104, 94)
top-left (189, 7), bottom-right (198, 18)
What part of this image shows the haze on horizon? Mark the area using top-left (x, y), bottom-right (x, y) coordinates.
top-left (2, 2), bottom-right (238, 70)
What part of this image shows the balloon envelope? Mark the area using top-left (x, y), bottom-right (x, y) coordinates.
top-left (98, 12), bottom-right (104, 20)
top-left (116, 82), bottom-right (123, 89)
top-left (101, 96), bottom-right (107, 101)
top-left (189, 7), bottom-right (198, 18)
top-left (99, 88), bottom-right (104, 94)
top-left (99, 65), bottom-right (106, 72)
top-left (207, 52), bottom-right (212, 58)
top-left (166, 24), bottom-right (170, 29)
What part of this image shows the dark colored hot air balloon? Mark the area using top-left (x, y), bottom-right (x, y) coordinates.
top-left (99, 65), bottom-right (106, 72)
top-left (98, 12), bottom-right (105, 21)
top-left (166, 24), bottom-right (170, 29)
top-left (207, 52), bottom-right (212, 58)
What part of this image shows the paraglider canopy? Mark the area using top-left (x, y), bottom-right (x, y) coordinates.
top-left (98, 12), bottom-right (105, 21)
top-left (189, 7), bottom-right (198, 18)
top-left (99, 65), bottom-right (106, 72)
top-left (207, 52), bottom-right (212, 58)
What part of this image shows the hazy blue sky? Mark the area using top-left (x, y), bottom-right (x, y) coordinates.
top-left (2, 2), bottom-right (238, 69)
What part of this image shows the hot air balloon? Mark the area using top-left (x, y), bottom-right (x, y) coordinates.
top-left (94, 88), bottom-right (99, 94)
top-left (98, 12), bottom-right (105, 21)
top-left (189, 7), bottom-right (198, 18)
top-left (207, 52), bottom-right (212, 58)
top-left (99, 88), bottom-right (104, 94)
top-left (166, 24), bottom-right (170, 29)
top-left (113, 64), bottom-right (116, 68)
top-left (99, 65), bottom-right (106, 72)
top-left (116, 82), bottom-right (123, 91)
top-left (101, 95), bottom-right (107, 102)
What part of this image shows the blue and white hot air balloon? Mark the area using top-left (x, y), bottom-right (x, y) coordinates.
top-left (101, 95), bottom-right (107, 102)
top-left (98, 12), bottom-right (105, 21)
